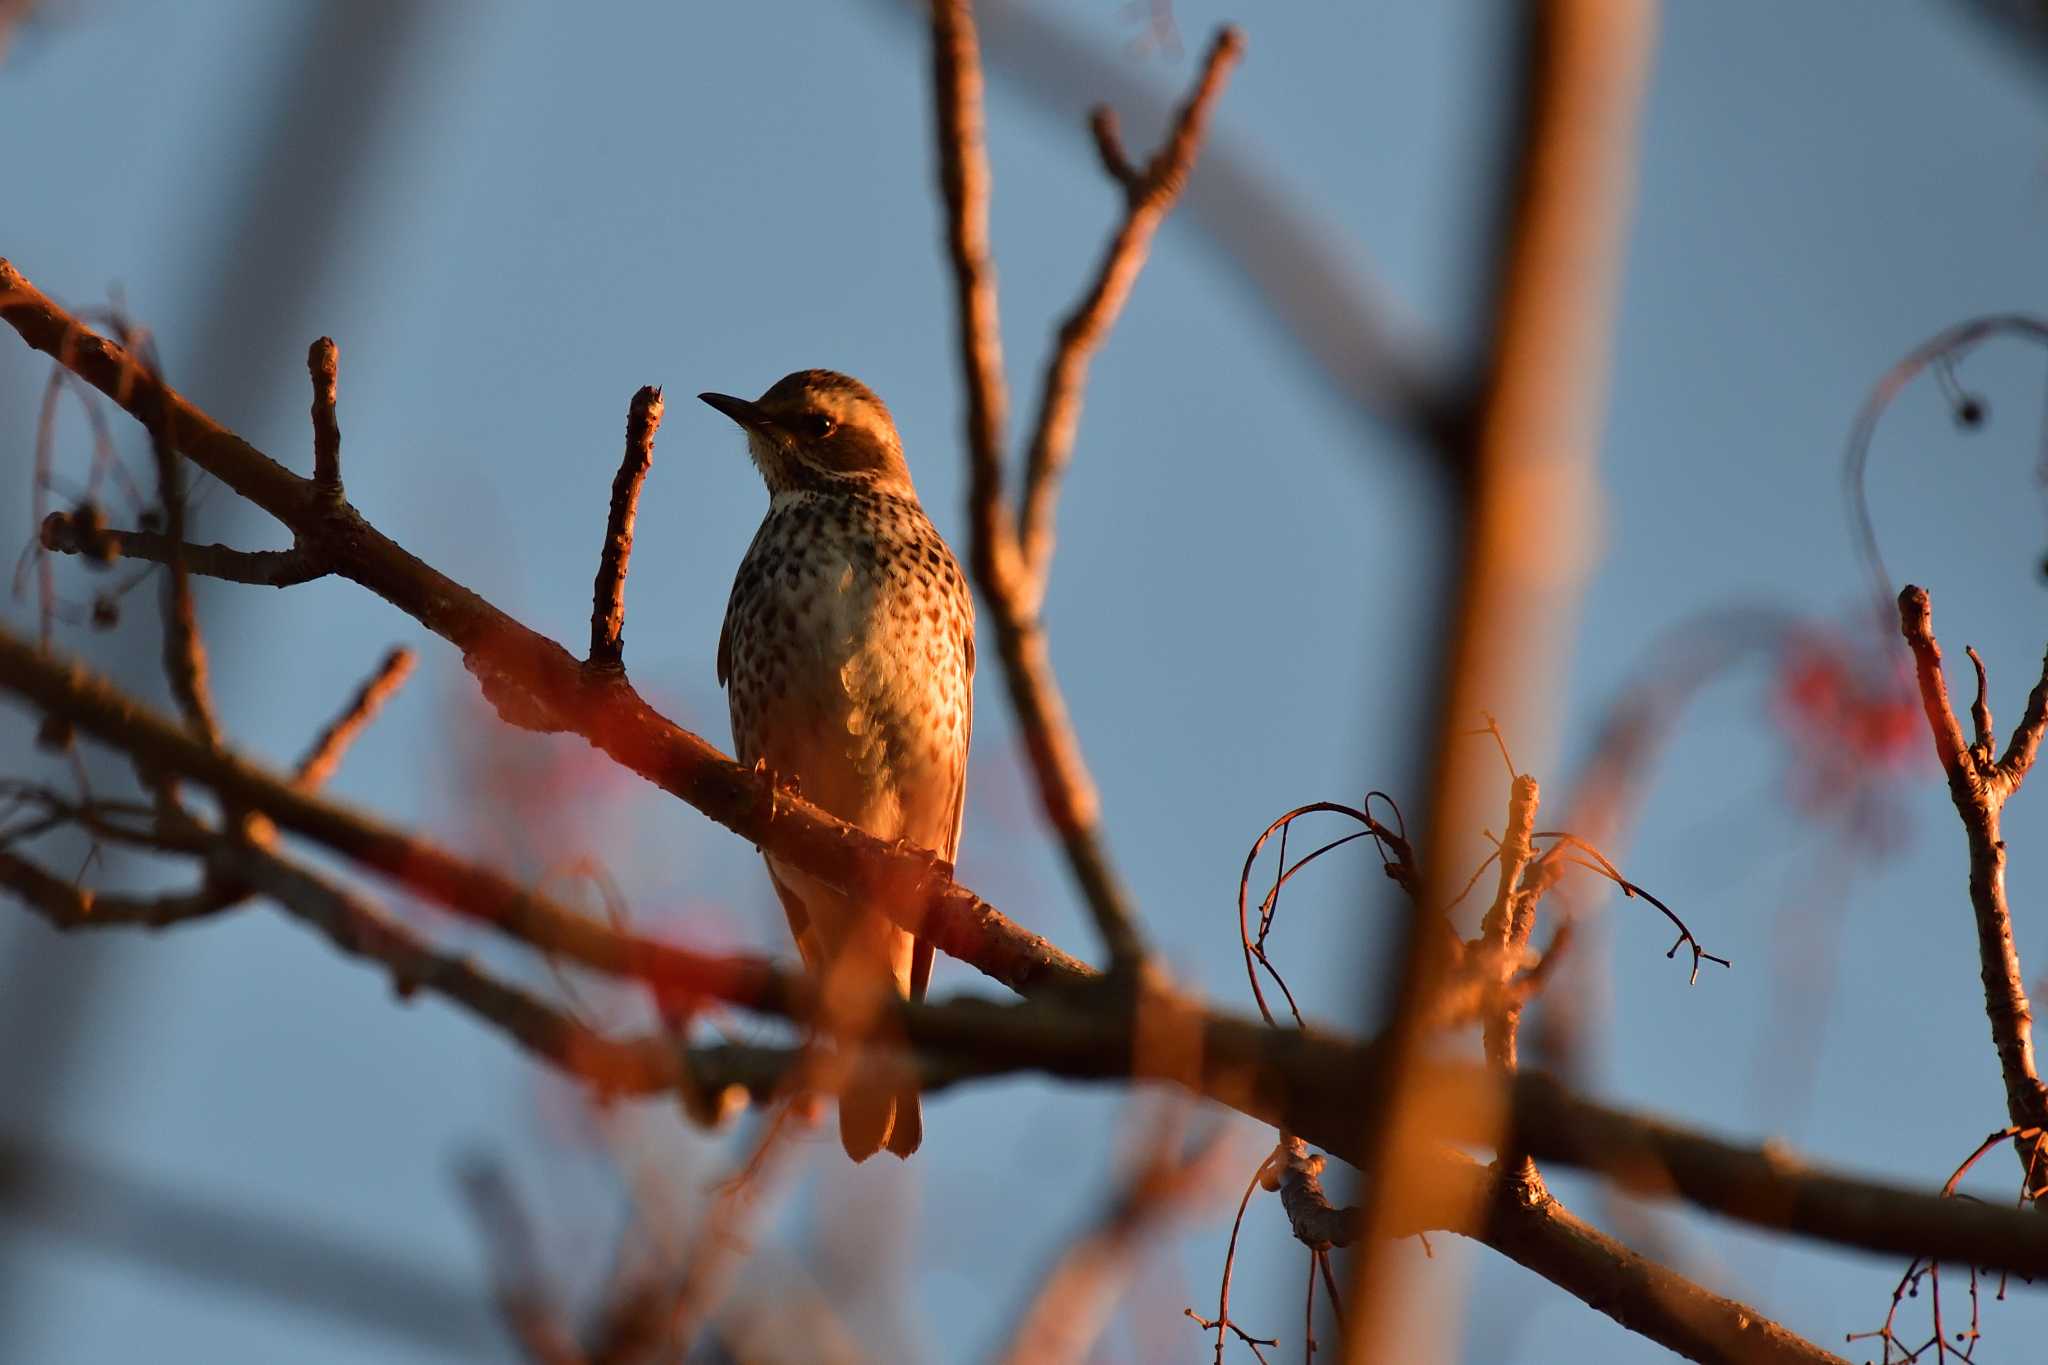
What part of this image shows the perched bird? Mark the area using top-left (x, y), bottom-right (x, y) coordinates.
top-left (701, 371), bottom-right (976, 1160)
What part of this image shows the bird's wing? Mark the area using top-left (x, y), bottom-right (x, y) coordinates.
top-left (716, 615), bottom-right (732, 689)
top-left (911, 627), bottom-right (973, 1004)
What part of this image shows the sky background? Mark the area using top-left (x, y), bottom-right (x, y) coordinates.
top-left (3, 2), bottom-right (2048, 1361)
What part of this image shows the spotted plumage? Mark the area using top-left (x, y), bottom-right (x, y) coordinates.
top-left (703, 371), bottom-right (975, 1161)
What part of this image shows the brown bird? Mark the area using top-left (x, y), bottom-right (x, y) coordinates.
top-left (702, 371), bottom-right (975, 1160)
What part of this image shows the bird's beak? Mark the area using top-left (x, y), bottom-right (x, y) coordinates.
top-left (698, 392), bottom-right (772, 432)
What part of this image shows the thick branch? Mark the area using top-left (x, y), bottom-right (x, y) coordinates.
top-left (1349, 4), bottom-right (1654, 1343)
top-left (1898, 585), bottom-right (2048, 1133)
top-left (0, 626), bottom-right (811, 1017)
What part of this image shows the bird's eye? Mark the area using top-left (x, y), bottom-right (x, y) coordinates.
top-left (801, 412), bottom-right (836, 439)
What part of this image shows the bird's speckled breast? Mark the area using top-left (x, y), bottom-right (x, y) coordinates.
top-left (721, 487), bottom-right (974, 844)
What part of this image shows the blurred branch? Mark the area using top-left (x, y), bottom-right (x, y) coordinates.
top-left (999, 1117), bottom-right (1236, 1365)
top-left (292, 644), bottom-right (415, 786)
top-left (307, 336), bottom-right (342, 495)
top-left (0, 1131), bottom-right (500, 1357)
top-left (6, 629), bottom-right (2047, 1298)
top-left (458, 1159), bottom-right (586, 1365)
top-left (38, 511), bottom-right (325, 585)
top-left (1348, 2), bottom-right (1655, 1348)
top-left (0, 250), bottom-right (2036, 1360)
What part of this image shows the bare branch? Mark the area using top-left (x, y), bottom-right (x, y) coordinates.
top-left (292, 645), bottom-right (416, 788)
top-left (1898, 585), bottom-right (2048, 1136)
top-left (1014, 25), bottom-right (1244, 591)
top-left (1898, 585), bottom-right (1973, 779)
top-left (1349, 4), bottom-right (1657, 1345)
top-left (0, 845), bottom-right (243, 931)
top-left (588, 385), bottom-right (663, 672)
top-left (134, 333), bottom-right (220, 745)
top-left (308, 336), bottom-right (342, 495)
top-left (925, 6), bottom-right (1251, 973)
top-left (1997, 641), bottom-right (2048, 783)
top-left (0, 625), bottom-right (812, 1018)
top-left (40, 510), bottom-right (326, 586)
top-left (0, 257), bottom-right (1091, 998)
top-left (1479, 772), bottom-right (1540, 1070)
top-left (928, 0), bottom-right (1017, 595)
top-left (458, 1159), bottom-right (588, 1365)
top-left (998, 1116), bottom-right (1235, 1365)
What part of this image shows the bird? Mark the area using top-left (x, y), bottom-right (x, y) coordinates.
top-left (701, 370), bottom-right (975, 1161)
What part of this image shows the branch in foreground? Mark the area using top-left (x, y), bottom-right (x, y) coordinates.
top-left (1348, 1), bottom-right (1656, 1346)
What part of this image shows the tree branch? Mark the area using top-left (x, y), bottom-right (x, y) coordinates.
top-left (1349, 3), bottom-right (1655, 1345)
top-left (927, 4), bottom-right (1249, 973)
top-left (1, 257), bottom-right (1092, 999)
top-left (292, 645), bottom-right (415, 787)
top-left (308, 336), bottom-right (342, 495)
top-left (588, 385), bottom-right (662, 672)
top-left (1014, 25), bottom-right (1244, 592)
top-left (39, 511), bottom-right (325, 586)
top-left (1898, 585), bottom-right (2048, 1135)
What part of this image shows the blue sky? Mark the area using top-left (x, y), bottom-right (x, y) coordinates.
top-left (4, 2), bottom-right (2048, 1361)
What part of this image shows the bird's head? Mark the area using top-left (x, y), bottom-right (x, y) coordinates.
top-left (699, 370), bottom-right (913, 498)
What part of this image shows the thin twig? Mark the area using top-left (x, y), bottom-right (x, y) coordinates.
top-left (1841, 315), bottom-right (2048, 618)
top-left (308, 336), bottom-right (341, 495)
top-left (999, 1115), bottom-right (1236, 1365)
top-left (588, 385), bottom-right (663, 671)
top-left (132, 325), bottom-right (219, 745)
top-left (1014, 25), bottom-right (1244, 591)
top-left (1187, 1158), bottom-right (1280, 1365)
top-left (930, 0), bottom-right (1144, 969)
top-left (458, 1158), bottom-right (586, 1365)
top-left (40, 511), bottom-right (325, 586)
top-left (293, 646), bottom-right (416, 788)
top-left (1479, 773), bottom-right (1540, 1070)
